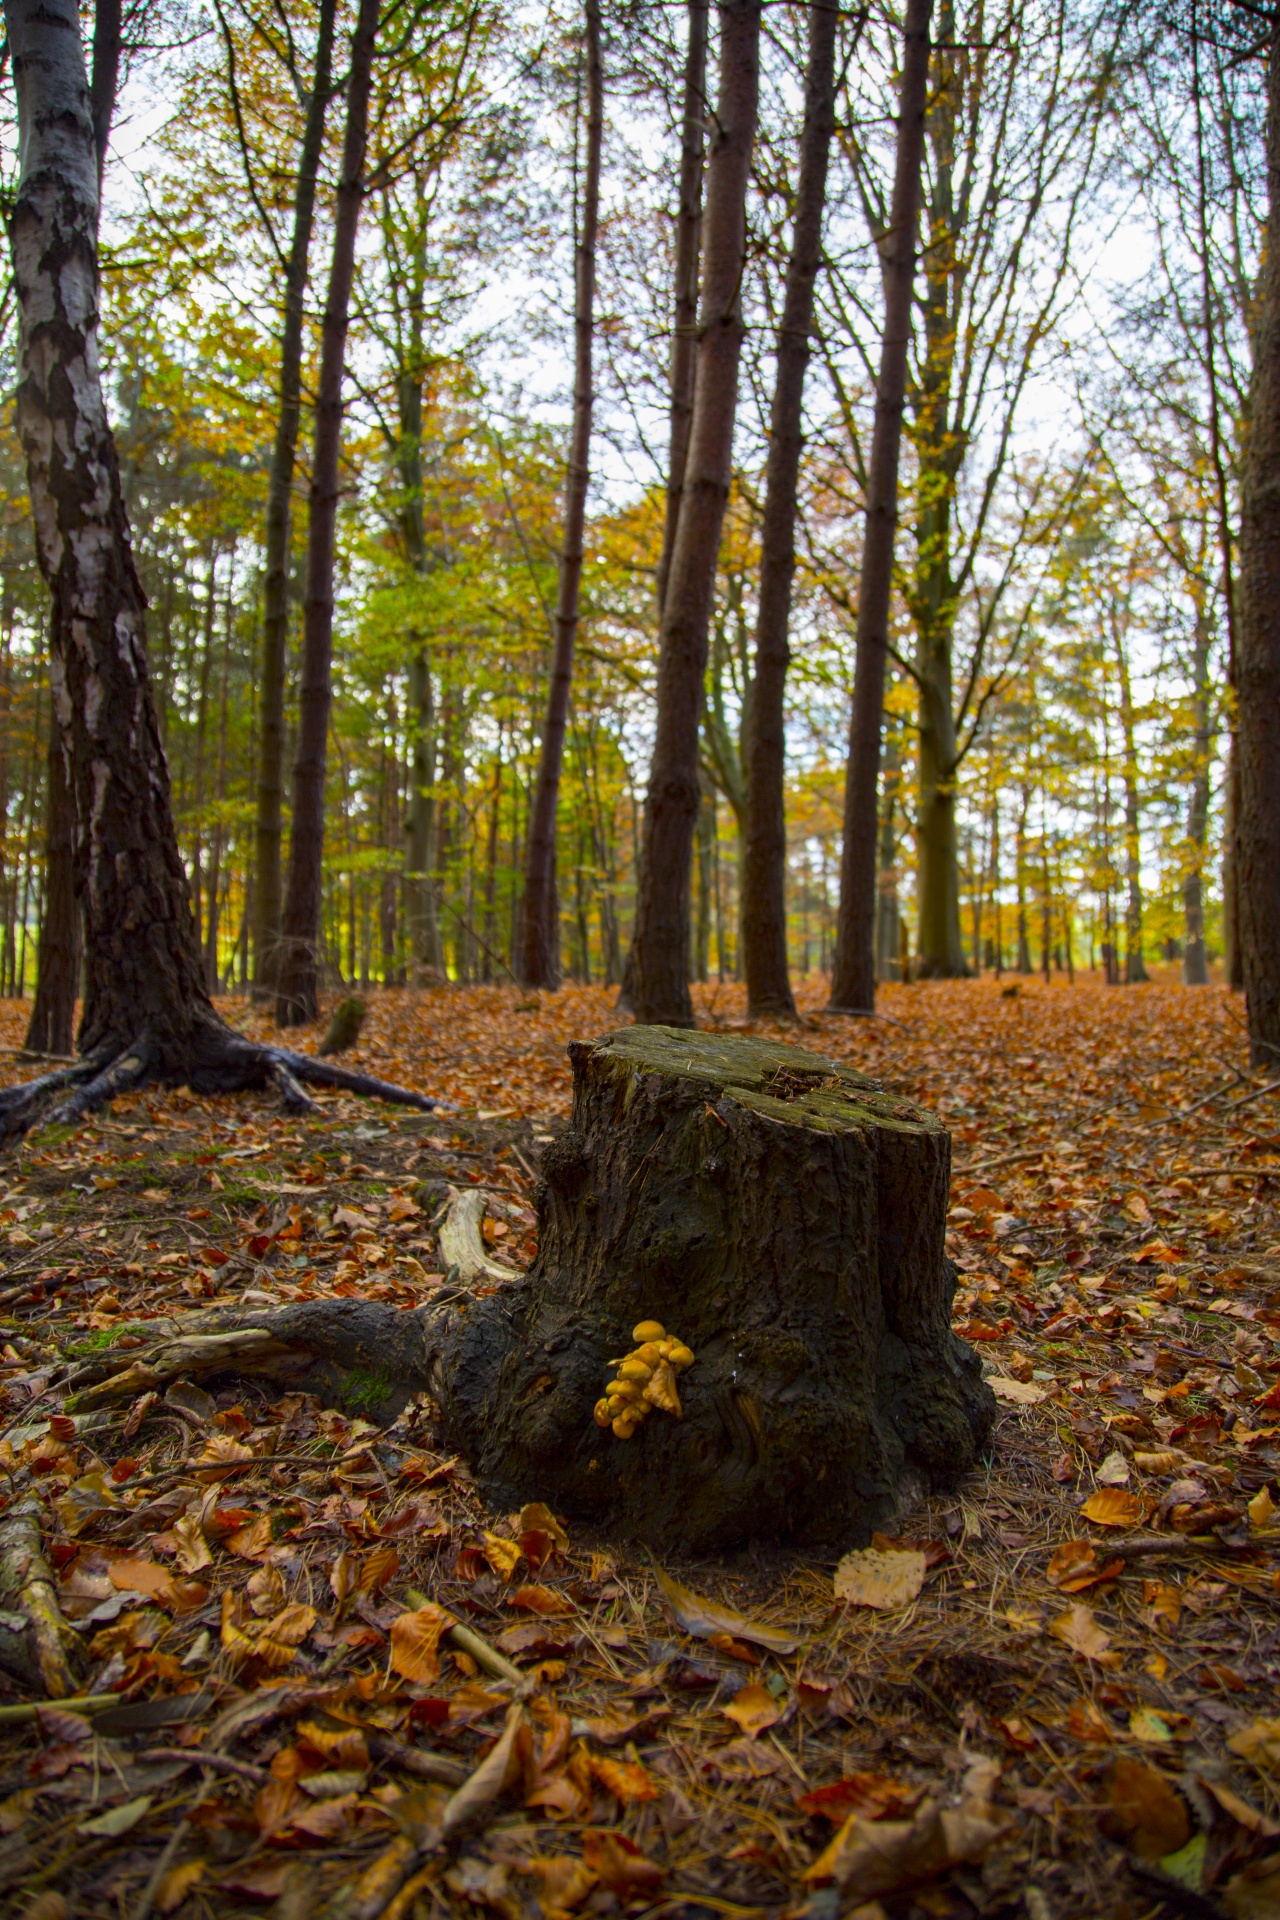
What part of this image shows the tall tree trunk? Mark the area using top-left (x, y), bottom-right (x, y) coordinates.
top-left (519, 0), bottom-right (603, 990)
top-left (828, 0), bottom-right (932, 1010)
top-left (251, 0), bottom-right (338, 997)
top-left (740, 0), bottom-right (838, 1019)
top-left (1183, 591), bottom-right (1212, 985)
top-left (1238, 23), bottom-right (1280, 1059)
top-left (276, 0), bottom-right (380, 1027)
top-left (1113, 617), bottom-right (1147, 984)
top-left (656, 0), bottom-right (710, 617)
top-left (25, 0), bottom-right (122, 1054)
top-left (5, 0), bottom-right (215, 1060)
top-left (629, 0), bottom-right (763, 1027)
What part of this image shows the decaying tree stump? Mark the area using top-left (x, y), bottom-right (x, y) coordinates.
top-left (67, 1030), bottom-right (993, 1551)
top-left (426, 1027), bottom-right (993, 1549)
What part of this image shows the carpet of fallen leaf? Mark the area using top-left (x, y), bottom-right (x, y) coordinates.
top-left (2, 971), bottom-right (1280, 1920)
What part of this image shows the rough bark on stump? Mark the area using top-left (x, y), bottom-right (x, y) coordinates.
top-left (74, 1032), bottom-right (992, 1550)
top-left (431, 1027), bottom-right (992, 1549)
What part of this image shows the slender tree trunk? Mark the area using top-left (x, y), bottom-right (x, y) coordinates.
top-left (875, 731), bottom-right (901, 981)
top-left (630, 0), bottom-right (763, 1027)
top-left (276, 0), bottom-right (380, 1026)
top-left (1113, 617), bottom-right (1147, 984)
top-left (656, 0), bottom-right (710, 617)
top-left (1183, 592), bottom-right (1212, 984)
top-left (1238, 24), bottom-right (1280, 1058)
top-left (252, 0), bottom-right (338, 996)
top-left (88, 0), bottom-right (120, 193)
top-left (740, 0), bottom-right (838, 1019)
top-left (828, 0), bottom-right (932, 1010)
top-left (519, 0), bottom-right (603, 990)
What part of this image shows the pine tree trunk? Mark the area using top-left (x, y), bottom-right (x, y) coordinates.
top-left (630, 0), bottom-right (762, 1027)
top-left (276, 0), bottom-right (380, 1027)
top-left (828, 0), bottom-right (932, 1011)
top-left (519, 0), bottom-right (603, 990)
top-left (740, 0), bottom-right (838, 1020)
top-left (1183, 594), bottom-right (1211, 985)
top-left (425, 1026), bottom-right (994, 1549)
top-left (252, 0), bottom-right (338, 997)
top-left (655, 0), bottom-right (709, 619)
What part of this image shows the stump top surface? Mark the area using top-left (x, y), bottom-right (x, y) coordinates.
top-left (591, 1025), bottom-right (943, 1137)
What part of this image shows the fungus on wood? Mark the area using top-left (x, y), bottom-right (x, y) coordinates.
top-left (427, 1026), bottom-right (993, 1549)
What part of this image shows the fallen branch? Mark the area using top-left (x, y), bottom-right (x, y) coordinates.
top-left (0, 1689), bottom-right (119, 1725)
top-left (404, 1587), bottom-right (528, 1692)
top-left (0, 1497), bottom-right (75, 1695)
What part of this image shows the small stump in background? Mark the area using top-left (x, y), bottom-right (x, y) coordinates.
top-left (430, 1026), bottom-right (994, 1551)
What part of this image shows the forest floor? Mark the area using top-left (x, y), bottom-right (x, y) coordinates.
top-left (1, 971), bottom-right (1280, 1920)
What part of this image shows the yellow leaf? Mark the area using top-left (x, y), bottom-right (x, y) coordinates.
top-left (1248, 1486), bottom-right (1277, 1530)
top-left (1081, 1487), bottom-right (1143, 1529)
top-left (390, 1603), bottom-right (454, 1683)
top-left (482, 1533), bottom-right (523, 1581)
top-left (170, 1510), bottom-right (212, 1575)
top-left (586, 1754), bottom-right (660, 1803)
top-left (720, 1682), bottom-right (781, 1740)
top-left (834, 1547), bottom-right (926, 1612)
top-left (156, 1860), bottom-right (205, 1914)
top-left (193, 1433), bottom-right (255, 1481)
top-left (1048, 1603), bottom-right (1112, 1660)
top-left (1227, 1718), bottom-right (1280, 1772)
top-left (988, 1376), bottom-right (1046, 1405)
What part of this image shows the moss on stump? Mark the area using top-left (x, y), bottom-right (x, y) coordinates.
top-left (426, 1026), bottom-right (994, 1551)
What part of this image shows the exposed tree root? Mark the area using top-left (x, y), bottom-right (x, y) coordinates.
top-left (437, 1185), bottom-right (522, 1286)
top-left (0, 1020), bottom-right (441, 1144)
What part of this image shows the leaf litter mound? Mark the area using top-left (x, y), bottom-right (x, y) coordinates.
top-left (0, 974), bottom-right (1279, 1920)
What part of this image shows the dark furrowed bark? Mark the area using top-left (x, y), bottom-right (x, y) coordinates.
top-left (519, 0), bottom-right (603, 991)
top-left (630, 0), bottom-right (763, 1028)
top-left (251, 0), bottom-right (338, 997)
top-left (276, 0), bottom-right (380, 1027)
top-left (740, 0), bottom-right (838, 1020)
top-left (1237, 24), bottom-right (1280, 1063)
top-left (829, 0), bottom-right (932, 1012)
top-left (25, 702), bottom-right (81, 1056)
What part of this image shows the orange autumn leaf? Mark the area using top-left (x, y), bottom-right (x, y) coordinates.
top-left (1080, 1487), bottom-right (1143, 1529)
top-left (193, 1433), bottom-right (255, 1480)
top-left (221, 1589), bottom-right (316, 1668)
top-left (389, 1603), bottom-right (454, 1683)
top-left (580, 1829), bottom-right (665, 1892)
top-left (586, 1754), bottom-right (659, 1804)
top-left (481, 1533), bottom-right (523, 1581)
top-left (720, 1681), bottom-right (782, 1740)
top-left (508, 1583), bottom-right (573, 1615)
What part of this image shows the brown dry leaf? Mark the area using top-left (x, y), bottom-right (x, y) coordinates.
top-left (246, 1564), bottom-right (286, 1617)
top-left (389, 1602), bottom-right (454, 1684)
top-left (804, 1757), bottom-right (1004, 1893)
top-left (169, 1510), bottom-right (213, 1575)
top-left (720, 1681), bottom-right (782, 1740)
top-left (988, 1376), bottom-right (1047, 1405)
top-left (1080, 1487), bottom-right (1144, 1528)
top-left (440, 1703), bottom-right (528, 1842)
top-left (156, 1860), bottom-right (206, 1914)
top-left (520, 1853), bottom-right (598, 1914)
top-left (297, 1721), bottom-right (370, 1770)
top-left (1123, 1192), bottom-right (1152, 1224)
top-left (1048, 1603), bottom-right (1112, 1660)
top-left (508, 1583), bottom-right (573, 1616)
top-left (1065, 1698), bottom-right (1113, 1743)
top-left (519, 1502), bottom-right (569, 1551)
top-left (1047, 1541), bottom-right (1096, 1588)
top-left (1105, 1756), bottom-right (1190, 1859)
top-left (193, 1433), bottom-right (255, 1481)
top-left (834, 1547), bottom-right (926, 1611)
top-left (580, 1829), bottom-right (665, 1894)
top-left (795, 1775), bottom-right (923, 1823)
top-left (481, 1532), bottom-right (523, 1581)
top-left (220, 1589), bottom-right (316, 1669)
top-left (650, 1561), bottom-right (800, 1653)
top-left (357, 1545), bottom-right (400, 1593)
top-left (330, 1549), bottom-right (356, 1603)
top-left (586, 1754), bottom-right (659, 1803)
top-left (106, 1557), bottom-right (205, 1613)
top-left (1228, 1719), bottom-right (1280, 1772)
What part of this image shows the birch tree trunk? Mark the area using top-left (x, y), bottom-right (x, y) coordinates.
top-left (739, 0), bottom-right (839, 1020)
top-left (519, 0), bottom-right (603, 990)
top-left (276, 0), bottom-right (380, 1026)
top-left (251, 0), bottom-right (338, 996)
top-left (828, 0), bottom-right (932, 1011)
top-left (630, 0), bottom-right (763, 1027)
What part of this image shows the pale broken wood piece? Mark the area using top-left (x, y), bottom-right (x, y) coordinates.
top-left (436, 1185), bottom-right (520, 1286)
top-left (0, 1497), bottom-right (75, 1695)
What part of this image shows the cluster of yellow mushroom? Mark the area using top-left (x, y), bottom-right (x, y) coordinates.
top-left (594, 1320), bottom-right (695, 1439)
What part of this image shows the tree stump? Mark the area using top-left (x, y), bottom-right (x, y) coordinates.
top-left (426, 1026), bottom-right (994, 1551)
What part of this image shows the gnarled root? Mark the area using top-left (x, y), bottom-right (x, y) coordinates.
top-left (0, 1019), bottom-right (442, 1145)
top-left (437, 1186), bottom-right (521, 1286)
